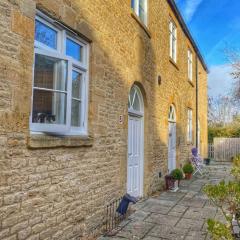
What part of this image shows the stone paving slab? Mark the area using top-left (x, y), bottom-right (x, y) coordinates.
top-left (116, 221), bottom-right (154, 239)
top-left (148, 225), bottom-right (188, 239)
top-left (184, 231), bottom-right (207, 240)
top-left (145, 213), bottom-right (180, 226)
top-left (99, 163), bottom-right (232, 240)
top-left (176, 217), bottom-right (205, 231)
top-left (142, 204), bottom-right (172, 215)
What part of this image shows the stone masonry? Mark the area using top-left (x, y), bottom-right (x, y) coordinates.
top-left (0, 0), bottom-right (208, 239)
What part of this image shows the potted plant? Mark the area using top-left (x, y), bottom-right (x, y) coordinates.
top-left (183, 163), bottom-right (194, 179)
top-left (170, 168), bottom-right (183, 191)
top-left (165, 174), bottom-right (175, 191)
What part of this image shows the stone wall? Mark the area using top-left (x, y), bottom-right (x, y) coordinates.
top-left (0, 0), bottom-right (208, 239)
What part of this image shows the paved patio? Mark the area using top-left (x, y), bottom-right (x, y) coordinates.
top-left (99, 163), bottom-right (232, 240)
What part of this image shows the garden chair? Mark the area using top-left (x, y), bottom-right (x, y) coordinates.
top-left (191, 148), bottom-right (204, 176)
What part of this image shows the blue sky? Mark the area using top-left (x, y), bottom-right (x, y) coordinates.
top-left (175, 0), bottom-right (240, 97)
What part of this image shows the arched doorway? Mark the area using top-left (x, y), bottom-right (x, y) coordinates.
top-left (168, 104), bottom-right (176, 173)
top-left (127, 85), bottom-right (144, 197)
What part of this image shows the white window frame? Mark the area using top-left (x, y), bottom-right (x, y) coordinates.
top-left (132, 0), bottom-right (148, 26)
top-left (30, 12), bottom-right (89, 136)
top-left (188, 49), bottom-right (193, 81)
top-left (169, 19), bottom-right (177, 62)
top-left (187, 108), bottom-right (193, 142)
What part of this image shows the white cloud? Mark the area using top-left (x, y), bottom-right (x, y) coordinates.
top-left (183, 0), bottom-right (203, 22)
top-left (208, 64), bottom-right (235, 98)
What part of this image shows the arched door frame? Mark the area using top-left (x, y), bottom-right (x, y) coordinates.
top-left (127, 84), bottom-right (144, 197)
top-left (168, 104), bottom-right (177, 173)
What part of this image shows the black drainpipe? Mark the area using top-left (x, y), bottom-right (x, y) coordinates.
top-left (196, 56), bottom-right (199, 149)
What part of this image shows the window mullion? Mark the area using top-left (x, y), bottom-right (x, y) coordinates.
top-left (66, 60), bottom-right (73, 131)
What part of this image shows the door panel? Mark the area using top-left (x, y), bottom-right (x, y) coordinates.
top-left (168, 122), bottom-right (176, 172)
top-left (127, 116), bottom-right (142, 197)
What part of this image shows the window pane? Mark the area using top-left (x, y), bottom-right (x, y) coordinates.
top-left (131, 0), bottom-right (135, 8)
top-left (72, 71), bottom-right (83, 99)
top-left (34, 54), bottom-right (67, 91)
top-left (71, 99), bottom-right (81, 127)
top-left (32, 90), bottom-right (66, 124)
top-left (35, 20), bottom-right (57, 49)
top-left (66, 38), bottom-right (83, 61)
top-left (132, 93), bottom-right (140, 111)
top-left (139, 0), bottom-right (146, 23)
top-left (129, 88), bottom-right (135, 108)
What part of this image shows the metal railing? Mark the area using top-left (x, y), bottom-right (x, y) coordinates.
top-left (104, 197), bottom-right (126, 235)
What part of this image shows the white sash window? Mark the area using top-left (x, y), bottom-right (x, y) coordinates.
top-left (188, 49), bottom-right (193, 81)
top-left (169, 19), bottom-right (177, 62)
top-left (30, 12), bottom-right (89, 135)
top-left (187, 108), bottom-right (193, 142)
top-left (131, 0), bottom-right (148, 26)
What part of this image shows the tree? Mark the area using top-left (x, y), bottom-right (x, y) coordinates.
top-left (208, 95), bottom-right (239, 127)
top-left (226, 49), bottom-right (240, 100)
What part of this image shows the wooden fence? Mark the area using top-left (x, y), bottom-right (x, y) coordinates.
top-left (209, 138), bottom-right (240, 162)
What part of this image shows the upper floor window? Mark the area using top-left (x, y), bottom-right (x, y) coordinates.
top-left (187, 108), bottom-right (193, 142)
top-left (131, 0), bottom-right (148, 26)
top-left (31, 12), bottom-right (89, 135)
top-left (169, 19), bottom-right (177, 62)
top-left (188, 49), bottom-right (193, 81)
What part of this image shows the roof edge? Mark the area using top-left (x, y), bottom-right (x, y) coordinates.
top-left (167, 0), bottom-right (209, 73)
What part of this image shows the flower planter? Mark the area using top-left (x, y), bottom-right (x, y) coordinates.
top-left (165, 175), bottom-right (174, 190)
top-left (185, 173), bottom-right (192, 180)
top-left (165, 175), bottom-right (179, 192)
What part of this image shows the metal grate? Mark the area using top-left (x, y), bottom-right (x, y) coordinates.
top-left (104, 197), bottom-right (126, 235)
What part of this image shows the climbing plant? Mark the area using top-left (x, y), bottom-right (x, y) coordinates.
top-left (203, 155), bottom-right (240, 240)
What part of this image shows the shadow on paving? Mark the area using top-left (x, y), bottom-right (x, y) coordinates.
top-left (98, 163), bottom-right (232, 240)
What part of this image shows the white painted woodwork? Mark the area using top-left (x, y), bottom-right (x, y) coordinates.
top-left (127, 85), bottom-right (144, 197)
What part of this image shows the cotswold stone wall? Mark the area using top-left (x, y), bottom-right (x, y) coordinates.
top-left (0, 0), bottom-right (208, 239)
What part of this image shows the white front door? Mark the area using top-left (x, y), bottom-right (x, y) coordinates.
top-left (168, 122), bottom-right (176, 173)
top-left (127, 116), bottom-right (143, 197)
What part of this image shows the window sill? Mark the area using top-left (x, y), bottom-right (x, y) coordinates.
top-left (27, 134), bottom-right (93, 149)
top-left (131, 12), bottom-right (151, 39)
top-left (188, 79), bottom-right (195, 87)
top-left (169, 58), bottom-right (179, 70)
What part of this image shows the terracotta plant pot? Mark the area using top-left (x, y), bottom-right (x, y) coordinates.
top-left (185, 173), bottom-right (192, 180)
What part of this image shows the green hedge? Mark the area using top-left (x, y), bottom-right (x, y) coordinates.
top-left (208, 126), bottom-right (240, 143)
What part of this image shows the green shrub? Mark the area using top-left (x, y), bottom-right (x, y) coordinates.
top-left (170, 169), bottom-right (183, 180)
top-left (182, 163), bottom-right (194, 174)
top-left (203, 154), bottom-right (240, 239)
top-left (208, 126), bottom-right (240, 143)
